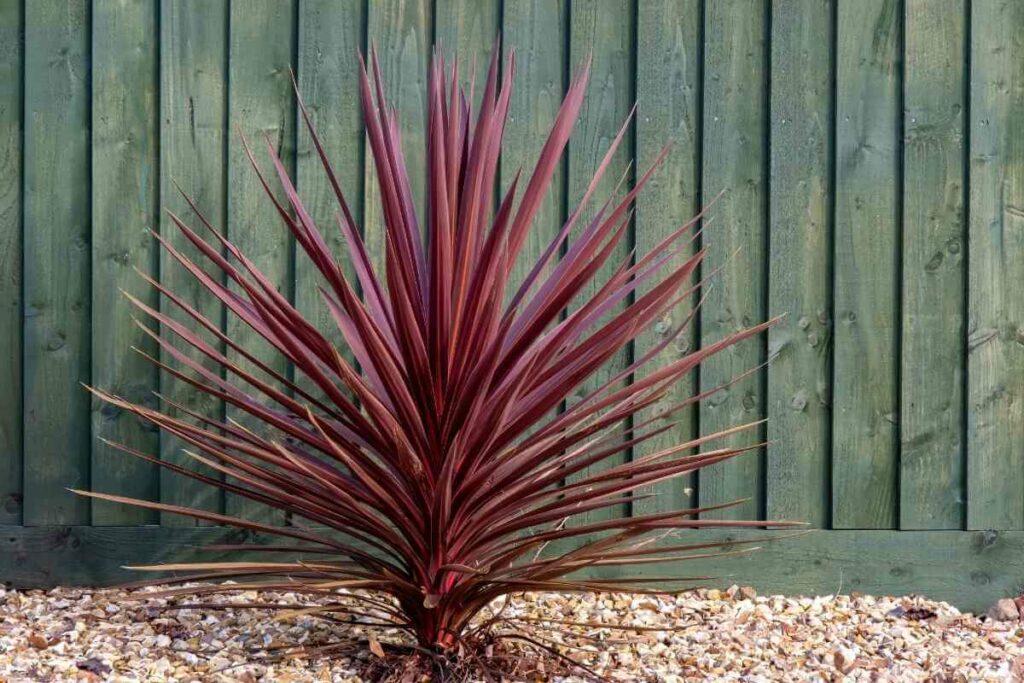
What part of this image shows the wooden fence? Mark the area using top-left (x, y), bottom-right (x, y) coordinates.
top-left (1, 0), bottom-right (1022, 611)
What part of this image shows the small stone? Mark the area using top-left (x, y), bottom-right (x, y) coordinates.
top-left (0, 584), bottom-right (1021, 681)
top-left (833, 647), bottom-right (858, 674)
top-left (987, 598), bottom-right (1020, 622)
top-left (28, 633), bottom-right (50, 649)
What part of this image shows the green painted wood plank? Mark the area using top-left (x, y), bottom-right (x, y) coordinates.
top-left (90, 0), bottom-right (160, 525)
top-left (0, 0), bottom-right (22, 525)
top-left (967, 0), bottom-right (1024, 531)
top-left (900, 0), bottom-right (965, 530)
top-left (698, 0), bottom-right (767, 521)
top-left (2, 525), bottom-right (275, 588)
top-left (435, 0), bottom-right (500, 52)
top-left (434, 0), bottom-right (501, 99)
top-left (295, 0), bottom-right (365, 356)
top-left (434, 0), bottom-right (501, 251)
top-left (500, 0), bottom-right (567, 449)
top-left (225, 0), bottom-right (297, 525)
top-left (579, 528), bottom-right (1024, 616)
top-left (22, 0), bottom-right (91, 526)
top-left (363, 0), bottom-right (432, 276)
top-left (632, 0), bottom-right (701, 517)
top-left (567, 0), bottom-right (634, 525)
top-left (501, 0), bottom-right (566, 297)
top-left (159, 0), bottom-right (229, 525)
top-left (831, 0), bottom-right (900, 530)
top-left (766, 0), bottom-right (833, 527)
top-left (4, 525), bottom-right (1024, 615)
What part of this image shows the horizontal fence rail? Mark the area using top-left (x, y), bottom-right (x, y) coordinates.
top-left (0, 0), bottom-right (1022, 601)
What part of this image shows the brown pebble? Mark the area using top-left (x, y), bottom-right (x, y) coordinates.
top-left (27, 633), bottom-right (49, 650)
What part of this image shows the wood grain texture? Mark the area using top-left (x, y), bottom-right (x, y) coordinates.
top-left (22, 0), bottom-right (92, 525)
top-left (566, 0), bottom-right (634, 525)
top-left (581, 528), bottom-right (1024, 615)
top-left (900, 0), bottom-right (965, 530)
top-left (434, 0), bottom-right (501, 102)
top-left (295, 0), bottom-right (365, 350)
top-left (632, 0), bottom-right (701, 517)
top-left (831, 0), bottom-right (900, 529)
top-left (225, 0), bottom-right (297, 524)
top-left (0, 0), bottom-right (22, 525)
top-left (434, 0), bottom-right (501, 221)
top-left (4, 525), bottom-right (1024, 615)
top-left (364, 0), bottom-right (432, 275)
top-left (698, 0), bottom-right (767, 521)
top-left (500, 0), bottom-right (567, 448)
top-left (766, 0), bottom-right (833, 527)
top-left (159, 0), bottom-right (229, 524)
top-left (501, 0), bottom-right (566, 296)
top-left (2, 525), bottom-right (263, 588)
top-left (91, 0), bottom-right (160, 525)
top-left (967, 0), bottom-right (1024, 531)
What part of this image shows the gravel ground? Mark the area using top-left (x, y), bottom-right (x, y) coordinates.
top-left (1, 584), bottom-right (1022, 681)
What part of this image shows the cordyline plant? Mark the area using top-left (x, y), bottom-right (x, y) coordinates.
top-left (78, 43), bottom-right (791, 669)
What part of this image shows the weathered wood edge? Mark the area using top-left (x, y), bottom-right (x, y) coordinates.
top-left (2, 526), bottom-right (1021, 614)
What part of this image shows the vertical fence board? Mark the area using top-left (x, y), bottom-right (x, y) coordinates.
top-left (967, 1), bottom-right (1024, 531)
top-left (900, 0), bottom-right (965, 530)
top-left (159, 0), bottom-right (228, 524)
top-left (435, 0), bottom-right (501, 100)
top-left (500, 0), bottom-right (566, 443)
top-left (0, 0), bottom-right (22, 525)
top-left (295, 0), bottom-right (365, 354)
top-left (22, 0), bottom-right (92, 525)
top-left (435, 0), bottom-right (500, 219)
top-left (632, 0), bottom-right (702, 517)
top-left (364, 0), bottom-right (433, 275)
top-left (566, 0), bottom-right (634, 524)
top-left (831, 0), bottom-right (901, 529)
top-left (224, 0), bottom-right (297, 524)
top-left (766, 0), bottom-right (833, 526)
top-left (699, 0), bottom-right (767, 521)
top-left (501, 0), bottom-right (566, 296)
top-left (90, 0), bottom-right (160, 525)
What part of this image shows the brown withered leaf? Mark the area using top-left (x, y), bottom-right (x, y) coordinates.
top-left (75, 658), bottom-right (111, 676)
top-left (887, 605), bottom-right (936, 621)
top-left (27, 633), bottom-right (49, 650)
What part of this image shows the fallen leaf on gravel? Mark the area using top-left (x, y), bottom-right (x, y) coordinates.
top-left (75, 658), bottom-right (111, 675)
top-left (904, 607), bottom-right (937, 621)
top-left (888, 604), bottom-right (937, 621)
top-left (27, 633), bottom-right (49, 650)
